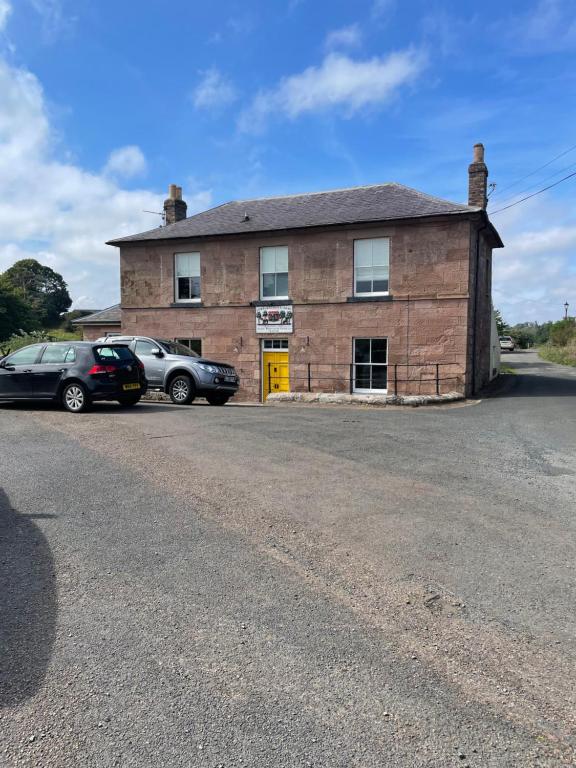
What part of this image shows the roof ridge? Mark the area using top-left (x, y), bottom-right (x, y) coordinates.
top-left (385, 182), bottom-right (478, 211)
top-left (233, 182), bottom-right (397, 205)
top-left (72, 304), bottom-right (121, 323)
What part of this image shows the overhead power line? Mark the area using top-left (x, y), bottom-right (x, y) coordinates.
top-left (489, 169), bottom-right (576, 215)
top-left (491, 141), bottom-right (576, 198)
top-left (489, 158), bottom-right (576, 208)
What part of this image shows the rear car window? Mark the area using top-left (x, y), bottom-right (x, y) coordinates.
top-left (94, 345), bottom-right (135, 362)
top-left (40, 346), bottom-right (76, 364)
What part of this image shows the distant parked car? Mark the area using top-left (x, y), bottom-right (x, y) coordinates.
top-left (96, 335), bottom-right (239, 405)
top-left (0, 342), bottom-right (147, 413)
top-left (499, 336), bottom-right (515, 352)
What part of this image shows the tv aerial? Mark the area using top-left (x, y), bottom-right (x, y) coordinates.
top-left (143, 210), bottom-right (166, 227)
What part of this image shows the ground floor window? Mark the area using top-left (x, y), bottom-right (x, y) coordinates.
top-left (176, 338), bottom-right (202, 356)
top-left (262, 339), bottom-right (289, 350)
top-left (353, 338), bottom-right (388, 393)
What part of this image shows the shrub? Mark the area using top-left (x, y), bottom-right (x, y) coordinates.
top-left (549, 318), bottom-right (576, 347)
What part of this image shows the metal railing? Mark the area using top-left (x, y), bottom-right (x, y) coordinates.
top-left (265, 362), bottom-right (463, 396)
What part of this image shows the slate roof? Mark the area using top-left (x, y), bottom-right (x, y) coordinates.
top-left (72, 304), bottom-right (121, 325)
top-left (107, 183), bottom-right (482, 245)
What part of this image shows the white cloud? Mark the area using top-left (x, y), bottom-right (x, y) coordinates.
top-left (324, 24), bottom-right (362, 51)
top-left (104, 145), bottom-right (147, 178)
top-left (191, 68), bottom-right (237, 111)
top-left (372, 0), bottom-right (395, 19)
top-left (28, 0), bottom-right (75, 42)
top-left (239, 50), bottom-right (425, 133)
top-left (0, 0), bottom-right (11, 32)
top-left (0, 57), bottom-right (211, 308)
top-left (491, 195), bottom-right (576, 323)
top-left (501, 0), bottom-right (576, 53)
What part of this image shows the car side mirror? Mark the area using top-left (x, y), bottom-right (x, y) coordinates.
top-left (151, 348), bottom-right (164, 357)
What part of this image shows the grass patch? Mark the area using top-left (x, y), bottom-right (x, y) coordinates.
top-left (538, 345), bottom-right (576, 367)
top-left (500, 365), bottom-right (517, 375)
top-left (46, 327), bottom-right (82, 342)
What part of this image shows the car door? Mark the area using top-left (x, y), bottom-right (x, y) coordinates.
top-left (134, 339), bottom-right (166, 386)
top-left (0, 345), bottom-right (44, 398)
top-left (30, 345), bottom-right (76, 397)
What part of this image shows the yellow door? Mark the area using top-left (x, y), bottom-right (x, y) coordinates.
top-left (263, 351), bottom-right (289, 397)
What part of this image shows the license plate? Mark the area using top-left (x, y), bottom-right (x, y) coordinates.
top-left (123, 383), bottom-right (140, 391)
top-left (224, 376), bottom-right (236, 383)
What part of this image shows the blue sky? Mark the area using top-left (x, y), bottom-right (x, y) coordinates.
top-left (0, 0), bottom-right (575, 323)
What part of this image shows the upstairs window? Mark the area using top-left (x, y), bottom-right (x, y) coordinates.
top-left (354, 238), bottom-right (389, 296)
top-left (175, 252), bottom-right (201, 302)
top-left (260, 246), bottom-right (288, 299)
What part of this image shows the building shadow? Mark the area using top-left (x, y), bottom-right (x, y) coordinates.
top-left (0, 488), bottom-right (57, 707)
top-left (505, 372), bottom-right (576, 398)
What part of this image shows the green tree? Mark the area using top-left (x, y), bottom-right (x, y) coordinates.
top-left (494, 308), bottom-right (507, 336)
top-left (0, 285), bottom-right (34, 342)
top-left (0, 259), bottom-right (71, 327)
top-left (549, 318), bottom-right (576, 347)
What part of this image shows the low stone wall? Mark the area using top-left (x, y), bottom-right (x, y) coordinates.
top-left (266, 391), bottom-right (465, 407)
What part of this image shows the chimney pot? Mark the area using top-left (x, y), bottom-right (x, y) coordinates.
top-left (468, 143), bottom-right (488, 209)
top-left (473, 143), bottom-right (485, 163)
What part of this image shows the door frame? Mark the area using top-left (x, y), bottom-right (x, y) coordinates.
top-left (261, 338), bottom-right (289, 400)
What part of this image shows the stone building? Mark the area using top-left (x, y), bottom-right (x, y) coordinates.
top-left (72, 304), bottom-right (122, 340)
top-left (107, 144), bottom-right (503, 401)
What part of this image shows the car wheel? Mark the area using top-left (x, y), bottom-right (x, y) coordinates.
top-left (118, 395), bottom-right (141, 407)
top-left (206, 394), bottom-right (230, 406)
top-left (62, 382), bottom-right (91, 413)
top-left (169, 375), bottom-right (195, 405)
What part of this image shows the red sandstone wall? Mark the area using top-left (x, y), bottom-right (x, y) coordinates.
top-left (80, 324), bottom-right (121, 341)
top-left (120, 219), bottom-right (472, 309)
top-left (121, 301), bottom-right (467, 400)
top-left (118, 217), bottom-right (474, 400)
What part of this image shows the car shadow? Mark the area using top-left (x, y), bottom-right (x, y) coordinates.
top-left (0, 488), bottom-right (57, 708)
top-left (0, 401), bottom-right (260, 414)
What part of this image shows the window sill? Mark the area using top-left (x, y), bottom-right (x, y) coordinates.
top-left (347, 294), bottom-right (392, 303)
top-left (170, 301), bottom-right (203, 308)
top-left (251, 299), bottom-right (293, 307)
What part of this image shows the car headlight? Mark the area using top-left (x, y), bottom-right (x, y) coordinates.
top-left (198, 364), bottom-right (217, 373)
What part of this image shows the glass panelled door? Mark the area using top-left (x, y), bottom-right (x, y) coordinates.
top-left (353, 338), bottom-right (388, 393)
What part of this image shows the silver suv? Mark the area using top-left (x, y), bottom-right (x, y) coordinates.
top-left (96, 336), bottom-right (239, 405)
top-left (499, 336), bottom-right (515, 352)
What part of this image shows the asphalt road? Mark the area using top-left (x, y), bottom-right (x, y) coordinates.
top-left (1, 350), bottom-right (575, 767)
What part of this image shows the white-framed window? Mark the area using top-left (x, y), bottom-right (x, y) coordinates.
top-left (175, 252), bottom-right (201, 302)
top-left (353, 338), bottom-right (388, 393)
top-left (354, 237), bottom-right (389, 296)
top-left (260, 246), bottom-right (288, 299)
top-left (262, 339), bottom-right (288, 350)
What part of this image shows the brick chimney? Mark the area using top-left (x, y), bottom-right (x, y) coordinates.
top-left (163, 184), bottom-right (187, 225)
top-left (468, 143), bottom-right (488, 209)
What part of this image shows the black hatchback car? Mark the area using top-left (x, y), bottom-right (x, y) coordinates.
top-left (0, 342), bottom-right (147, 413)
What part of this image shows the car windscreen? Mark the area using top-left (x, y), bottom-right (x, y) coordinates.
top-left (94, 345), bottom-right (135, 363)
top-left (158, 340), bottom-right (200, 357)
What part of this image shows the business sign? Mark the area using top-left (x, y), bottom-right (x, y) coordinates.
top-left (256, 305), bottom-right (293, 334)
